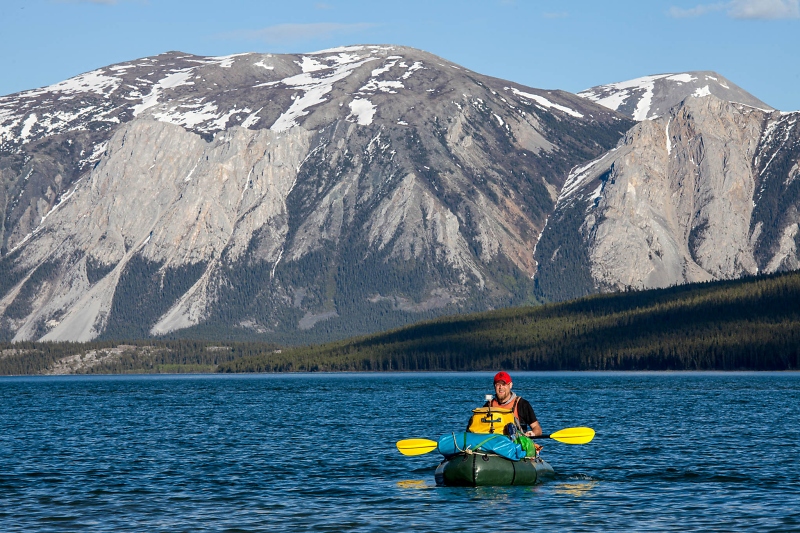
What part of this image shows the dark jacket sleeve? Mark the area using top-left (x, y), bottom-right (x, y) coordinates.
top-left (516, 398), bottom-right (538, 429)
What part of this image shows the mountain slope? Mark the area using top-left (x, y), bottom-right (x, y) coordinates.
top-left (0, 45), bottom-right (633, 342)
top-left (578, 71), bottom-right (773, 120)
top-left (535, 93), bottom-right (800, 301)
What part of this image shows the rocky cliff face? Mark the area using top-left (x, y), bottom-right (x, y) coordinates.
top-left (0, 45), bottom-right (632, 342)
top-left (535, 94), bottom-right (800, 301)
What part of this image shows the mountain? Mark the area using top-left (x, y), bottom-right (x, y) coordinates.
top-left (0, 45), bottom-right (633, 342)
top-left (577, 71), bottom-right (773, 120)
top-left (534, 93), bottom-right (800, 301)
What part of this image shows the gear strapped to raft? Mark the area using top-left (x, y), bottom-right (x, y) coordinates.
top-left (437, 432), bottom-right (529, 461)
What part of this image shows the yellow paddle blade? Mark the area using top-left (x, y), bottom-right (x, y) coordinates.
top-left (549, 427), bottom-right (595, 444)
top-left (396, 438), bottom-right (439, 456)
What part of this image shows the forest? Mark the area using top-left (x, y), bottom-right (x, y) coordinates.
top-left (0, 340), bottom-right (278, 375)
top-left (1, 270), bottom-right (798, 375)
top-left (217, 270), bottom-right (800, 373)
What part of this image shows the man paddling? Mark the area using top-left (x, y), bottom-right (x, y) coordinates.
top-left (487, 371), bottom-right (542, 438)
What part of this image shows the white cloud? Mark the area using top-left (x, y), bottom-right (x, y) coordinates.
top-left (669, 0), bottom-right (799, 18)
top-left (669, 2), bottom-right (726, 17)
top-left (729, 0), bottom-right (799, 18)
top-left (219, 22), bottom-right (377, 45)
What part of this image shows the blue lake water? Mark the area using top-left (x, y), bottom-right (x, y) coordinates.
top-left (1, 372), bottom-right (798, 532)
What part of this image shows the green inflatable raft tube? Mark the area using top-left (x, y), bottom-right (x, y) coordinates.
top-left (434, 452), bottom-right (555, 487)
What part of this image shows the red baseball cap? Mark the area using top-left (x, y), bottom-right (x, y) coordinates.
top-left (494, 371), bottom-right (512, 384)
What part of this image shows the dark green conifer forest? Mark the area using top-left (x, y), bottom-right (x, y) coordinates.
top-left (217, 270), bottom-right (800, 373)
top-left (1, 270), bottom-right (798, 375)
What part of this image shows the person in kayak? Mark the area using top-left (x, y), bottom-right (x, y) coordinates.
top-left (487, 371), bottom-right (542, 438)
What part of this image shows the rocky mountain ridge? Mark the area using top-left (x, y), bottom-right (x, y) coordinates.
top-left (534, 94), bottom-right (800, 301)
top-left (578, 71), bottom-right (773, 121)
top-left (0, 45), bottom-right (633, 342)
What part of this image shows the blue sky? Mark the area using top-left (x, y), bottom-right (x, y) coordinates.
top-left (2, 0), bottom-right (798, 110)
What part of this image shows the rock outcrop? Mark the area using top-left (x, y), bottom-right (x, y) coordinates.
top-left (535, 94), bottom-right (800, 301)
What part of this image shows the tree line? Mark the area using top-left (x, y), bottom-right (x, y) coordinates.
top-left (2, 270), bottom-right (798, 375)
top-left (217, 270), bottom-right (800, 373)
top-left (0, 339), bottom-right (278, 375)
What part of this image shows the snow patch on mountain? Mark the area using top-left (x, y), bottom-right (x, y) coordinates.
top-left (270, 54), bottom-right (378, 132)
top-left (298, 56), bottom-right (328, 73)
top-left (693, 85), bottom-right (711, 97)
top-left (308, 45), bottom-right (368, 55)
top-left (579, 74), bottom-right (669, 119)
top-left (666, 73), bottom-right (696, 84)
top-left (132, 68), bottom-right (196, 116)
top-left (371, 60), bottom-right (397, 77)
top-left (348, 98), bottom-right (376, 125)
top-left (666, 117), bottom-right (672, 155)
top-left (402, 62), bottom-right (425, 79)
top-left (579, 71), bottom-right (774, 121)
top-left (360, 80), bottom-right (404, 93)
top-left (152, 101), bottom-right (219, 129)
top-left (27, 69), bottom-right (122, 98)
top-left (20, 113), bottom-right (37, 141)
top-left (559, 148), bottom-right (618, 201)
top-left (505, 87), bottom-right (583, 118)
top-left (78, 141), bottom-right (108, 168)
top-left (241, 108), bottom-right (263, 128)
top-left (211, 53), bottom-right (249, 68)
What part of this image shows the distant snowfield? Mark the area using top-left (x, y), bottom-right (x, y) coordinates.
top-left (34, 69), bottom-right (123, 98)
top-left (577, 72), bottom-right (775, 121)
top-left (1, 46), bottom-right (436, 149)
top-left (271, 47), bottom-right (425, 132)
top-left (578, 73), bottom-right (706, 120)
top-left (270, 54), bottom-right (377, 132)
top-left (579, 74), bottom-right (674, 120)
top-left (505, 87), bottom-right (583, 118)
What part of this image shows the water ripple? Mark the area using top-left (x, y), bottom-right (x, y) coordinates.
top-left (1, 372), bottom-right (798, 532)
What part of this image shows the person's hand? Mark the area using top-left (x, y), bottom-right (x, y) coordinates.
top-left (524, 430), bottom-right (536, 438)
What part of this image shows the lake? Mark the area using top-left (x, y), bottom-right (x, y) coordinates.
top-left (1, 372), bottom-right (798, 532)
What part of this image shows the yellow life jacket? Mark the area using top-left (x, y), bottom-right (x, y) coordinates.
top-left (467, 406), bottom-right (517, 434)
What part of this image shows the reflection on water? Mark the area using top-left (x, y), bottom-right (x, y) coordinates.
top-left (554, 480), bottom-right (599, 497)
top-left (396, 479), bottom-right (430, 489)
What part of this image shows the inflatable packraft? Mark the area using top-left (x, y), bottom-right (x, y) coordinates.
top-left (435, 451), bottom-right (554, 486)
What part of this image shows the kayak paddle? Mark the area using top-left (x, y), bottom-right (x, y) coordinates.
top-left (396, 438), bottom-right (440, 456)
top-left (532, 426), bottom-right (595, 444)
top-left (396, 426), bottom-right (595, 456)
